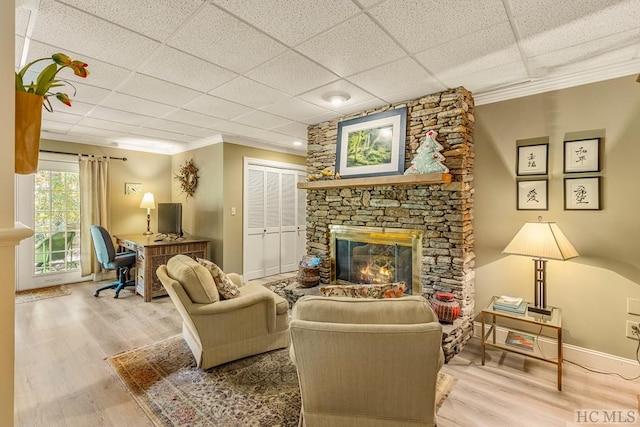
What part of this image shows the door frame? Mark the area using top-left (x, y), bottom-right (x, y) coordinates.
top-left (15, 154), bottom-right (85, 290)
top-left (242, 157), bottom-right (306, 280)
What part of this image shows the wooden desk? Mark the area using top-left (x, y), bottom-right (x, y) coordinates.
top-left (115, 234), bottom-right (209, 302)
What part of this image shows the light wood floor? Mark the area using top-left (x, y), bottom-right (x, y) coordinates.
top-left (15, 279), bottom-right (640, 426)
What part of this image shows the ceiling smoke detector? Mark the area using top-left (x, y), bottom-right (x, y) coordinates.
top-left (323, 92), bottom-right (351, 106)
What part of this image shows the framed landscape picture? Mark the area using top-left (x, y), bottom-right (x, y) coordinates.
top-left (517, 143), bottom-right (548, 176)
top-left (517, 179), bottom-right (548, 210)
top-left (564, 176), bottom-right (601, 210)
top-left (335, 107), bottom-right (407, 178)
top-left (564, 138), bottom-right (600, 173)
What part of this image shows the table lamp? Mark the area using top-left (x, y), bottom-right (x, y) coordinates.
top-left (502, 217), bottom-right (578, 315)
top-left (139, 192), bottom-right (155, 235)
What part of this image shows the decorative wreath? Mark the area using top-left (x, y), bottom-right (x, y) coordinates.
top-left (175, 159), bottom-right (199, 198)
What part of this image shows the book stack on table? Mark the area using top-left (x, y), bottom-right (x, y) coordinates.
top-left (493, 296), bottom-right (527, 314)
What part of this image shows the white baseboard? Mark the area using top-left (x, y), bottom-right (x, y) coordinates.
top-left (473, 321), bottom-right (640, 379)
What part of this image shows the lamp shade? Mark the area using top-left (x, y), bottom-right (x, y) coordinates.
top-left (139, 192), bottom-right (156, 210)
top-left (503, 220), bottom-right (578, 260)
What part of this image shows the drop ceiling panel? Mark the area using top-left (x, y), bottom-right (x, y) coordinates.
top-left (68, 125), bottom-right (122, 139)
top-left (270, 121), bottom-right (309, 140)
top-left (167, 3), bottom-right (286, 74)
top-left (441, 61), bottom-right (529, 93)
top-left (15, 36), bottom-right (24, 68)
top-left (369, 0), bottom-right (506, 53)
top-left (232, 110), bottom-right (292, 130)
top-left (515, 0), bottom-right (640, 56)
top-left (162, 109), bottom-right (226, 129)
top-left (212, 0), bottom-right (360, 46)
top-left (131, 126), bottom-right (191, 141)
top-left (297, 14), bottom-right (405, 77)
top-left (45, 110), bottom-right (83, 124)
top-left (143, 119), bottom-right (207, 136)
top-left (76, 117), bottom-right (137, 132)
top-left (529, 30), bottom-right (640, 74)
top-left (30, 0), bottom-right (160, 70)
top-left (415, 22), bottom-right (521, 78)
top-left (209, 77), bottom-right (290, 109)
top-left (57, 0), bottom-right (205, 41)
top-left (64, 82), bottom-right (112, 105)
top-left (245, 50), bottom-right (338, 96)
top-left (349, 57), bottom-right (444, 99)
top-left (101, 93), bottom-right (177, 117)
top-left (138, 46), bottom-right (237, 92)
top-left (117, 73), bottom-right (202, 107)
top-left (15, 7), bottom-right (30, 36)
top-left (41, 120), bottom-right (73, 134)
top-left (261, 98), bottom-right (333, 122)
top-left (299, 79), bottom-right (378, 109)
top-left (88, 106), bottom-right (155, 126)
top-left (182, 95), bottom-right (253, 120)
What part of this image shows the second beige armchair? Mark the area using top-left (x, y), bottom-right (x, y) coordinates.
top-left (157, 255), bottom-right (290, 369)
top-left (290, 295), bottom-right (444, 427)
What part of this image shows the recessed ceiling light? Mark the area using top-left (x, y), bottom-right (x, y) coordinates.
top-left (323, 92), bottom-right (351, 107)
top-left (293, 141), bottom-right (303, 146)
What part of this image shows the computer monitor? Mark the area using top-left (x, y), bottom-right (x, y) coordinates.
top-left (157, 203), bottom-right (182, 236)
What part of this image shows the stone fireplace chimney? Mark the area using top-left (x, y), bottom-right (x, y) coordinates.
top-left (300, 87), bottom-right (475, 361)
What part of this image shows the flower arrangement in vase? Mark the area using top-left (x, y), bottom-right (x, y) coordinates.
top-left (14, 53), bottom-right (90, 174)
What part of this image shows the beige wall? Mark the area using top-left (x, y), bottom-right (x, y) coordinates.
top-left (1, 1), bottom-right (15, 422)
top-left (222, 143), bottom-right (306, 273)
top-left (40, 139), bottom-right (172, 236)
top-left (171, 143), bottom-right (224, 261)
top-left (168, 142), bottom-right (305, 273)
top-left (474, 75), bottom-right (640, 359)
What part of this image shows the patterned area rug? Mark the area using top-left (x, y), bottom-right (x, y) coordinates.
top-left (108, 335), bottom-right (456, 427)
top-left (15, 285), bottom-right (71, 304)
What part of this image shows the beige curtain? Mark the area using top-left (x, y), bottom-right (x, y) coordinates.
top-left (79, 155), bottom-right (110, 278)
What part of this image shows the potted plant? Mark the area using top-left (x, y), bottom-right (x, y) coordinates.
top-left (14, 53), bottom-right (89, 174)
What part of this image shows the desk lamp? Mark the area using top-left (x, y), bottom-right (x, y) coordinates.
top-left (139, 192), bottom-right (155, 235)
top-left (502, 217), bottom-right (578, 315)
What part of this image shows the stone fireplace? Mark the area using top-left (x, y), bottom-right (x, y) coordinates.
top-left (300, 87), bottom-right (475, 362)
top-left (330, 225), bottom-right (422, 295)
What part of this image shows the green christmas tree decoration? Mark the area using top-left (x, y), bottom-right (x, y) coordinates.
top-left (404, 130), bottom-right (449, 174)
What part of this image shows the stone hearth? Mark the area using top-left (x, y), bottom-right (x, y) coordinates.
top-left (301, 87), bottom-right (475, 362)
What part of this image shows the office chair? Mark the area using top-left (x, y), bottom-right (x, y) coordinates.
top-left (89, 225), bottom-right (136, 298)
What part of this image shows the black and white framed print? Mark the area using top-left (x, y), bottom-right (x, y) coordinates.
top-left (517, 179), bottom-right (548, 210)
top-left (564, 138), bottom-right (601, 173)
top-left (517, 143), bottom-right (548, 176)
top-left (564, 177), bottom-right (601, 210)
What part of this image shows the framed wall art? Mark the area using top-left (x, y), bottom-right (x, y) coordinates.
top-left (335, 107), bottom-right (407, 178)
top-left (564, 138), bottom-right (600, 173)
top-left (564, 176), bottom-right (601, 210)
top-left (517, 179), bottom-right (548, 210)
top-left (517, 143), bottom-right (548, 176)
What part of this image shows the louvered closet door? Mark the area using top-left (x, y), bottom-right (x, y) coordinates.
top-left (280, 170), bottom-right (297, 272)
top-left (263, 168), bottom-right (281, 277)
top-left (244, 166), bottom-right (266, 280)
top-left (296, 172), bottom-right (307, 264)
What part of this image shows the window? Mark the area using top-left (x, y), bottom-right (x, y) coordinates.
top-left (33, 169), bottom-right (80, 274)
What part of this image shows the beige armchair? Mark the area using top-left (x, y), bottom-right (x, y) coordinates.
top-left (157, 255), bottom-right (289, 369)
top-left (290, 295), bottom-right (444, 427)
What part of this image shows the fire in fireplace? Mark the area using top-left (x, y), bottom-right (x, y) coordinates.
top-left (329, 225), bottom-right (423, 294)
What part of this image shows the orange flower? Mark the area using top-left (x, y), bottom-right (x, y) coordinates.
top-left (16, 52), bottom-right (89, 112)
top-left (54, 93), bottom-right (72, 107)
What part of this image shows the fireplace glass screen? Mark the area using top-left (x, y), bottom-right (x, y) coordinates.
top-left (330, 225), bottom-right (423, 294)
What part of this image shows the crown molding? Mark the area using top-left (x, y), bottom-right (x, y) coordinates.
top-left (474, 58), bottom-right (640, 106)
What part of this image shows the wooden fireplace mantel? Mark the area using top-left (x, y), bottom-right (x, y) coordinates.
top-left (297, 172), bottom-right (451, 190)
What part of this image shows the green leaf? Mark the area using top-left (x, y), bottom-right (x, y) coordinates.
top-left (34, 63), bottom-right (59, 96)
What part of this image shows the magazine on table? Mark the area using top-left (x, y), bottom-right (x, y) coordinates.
top-left (505, 331), bottom-right (535, 351)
